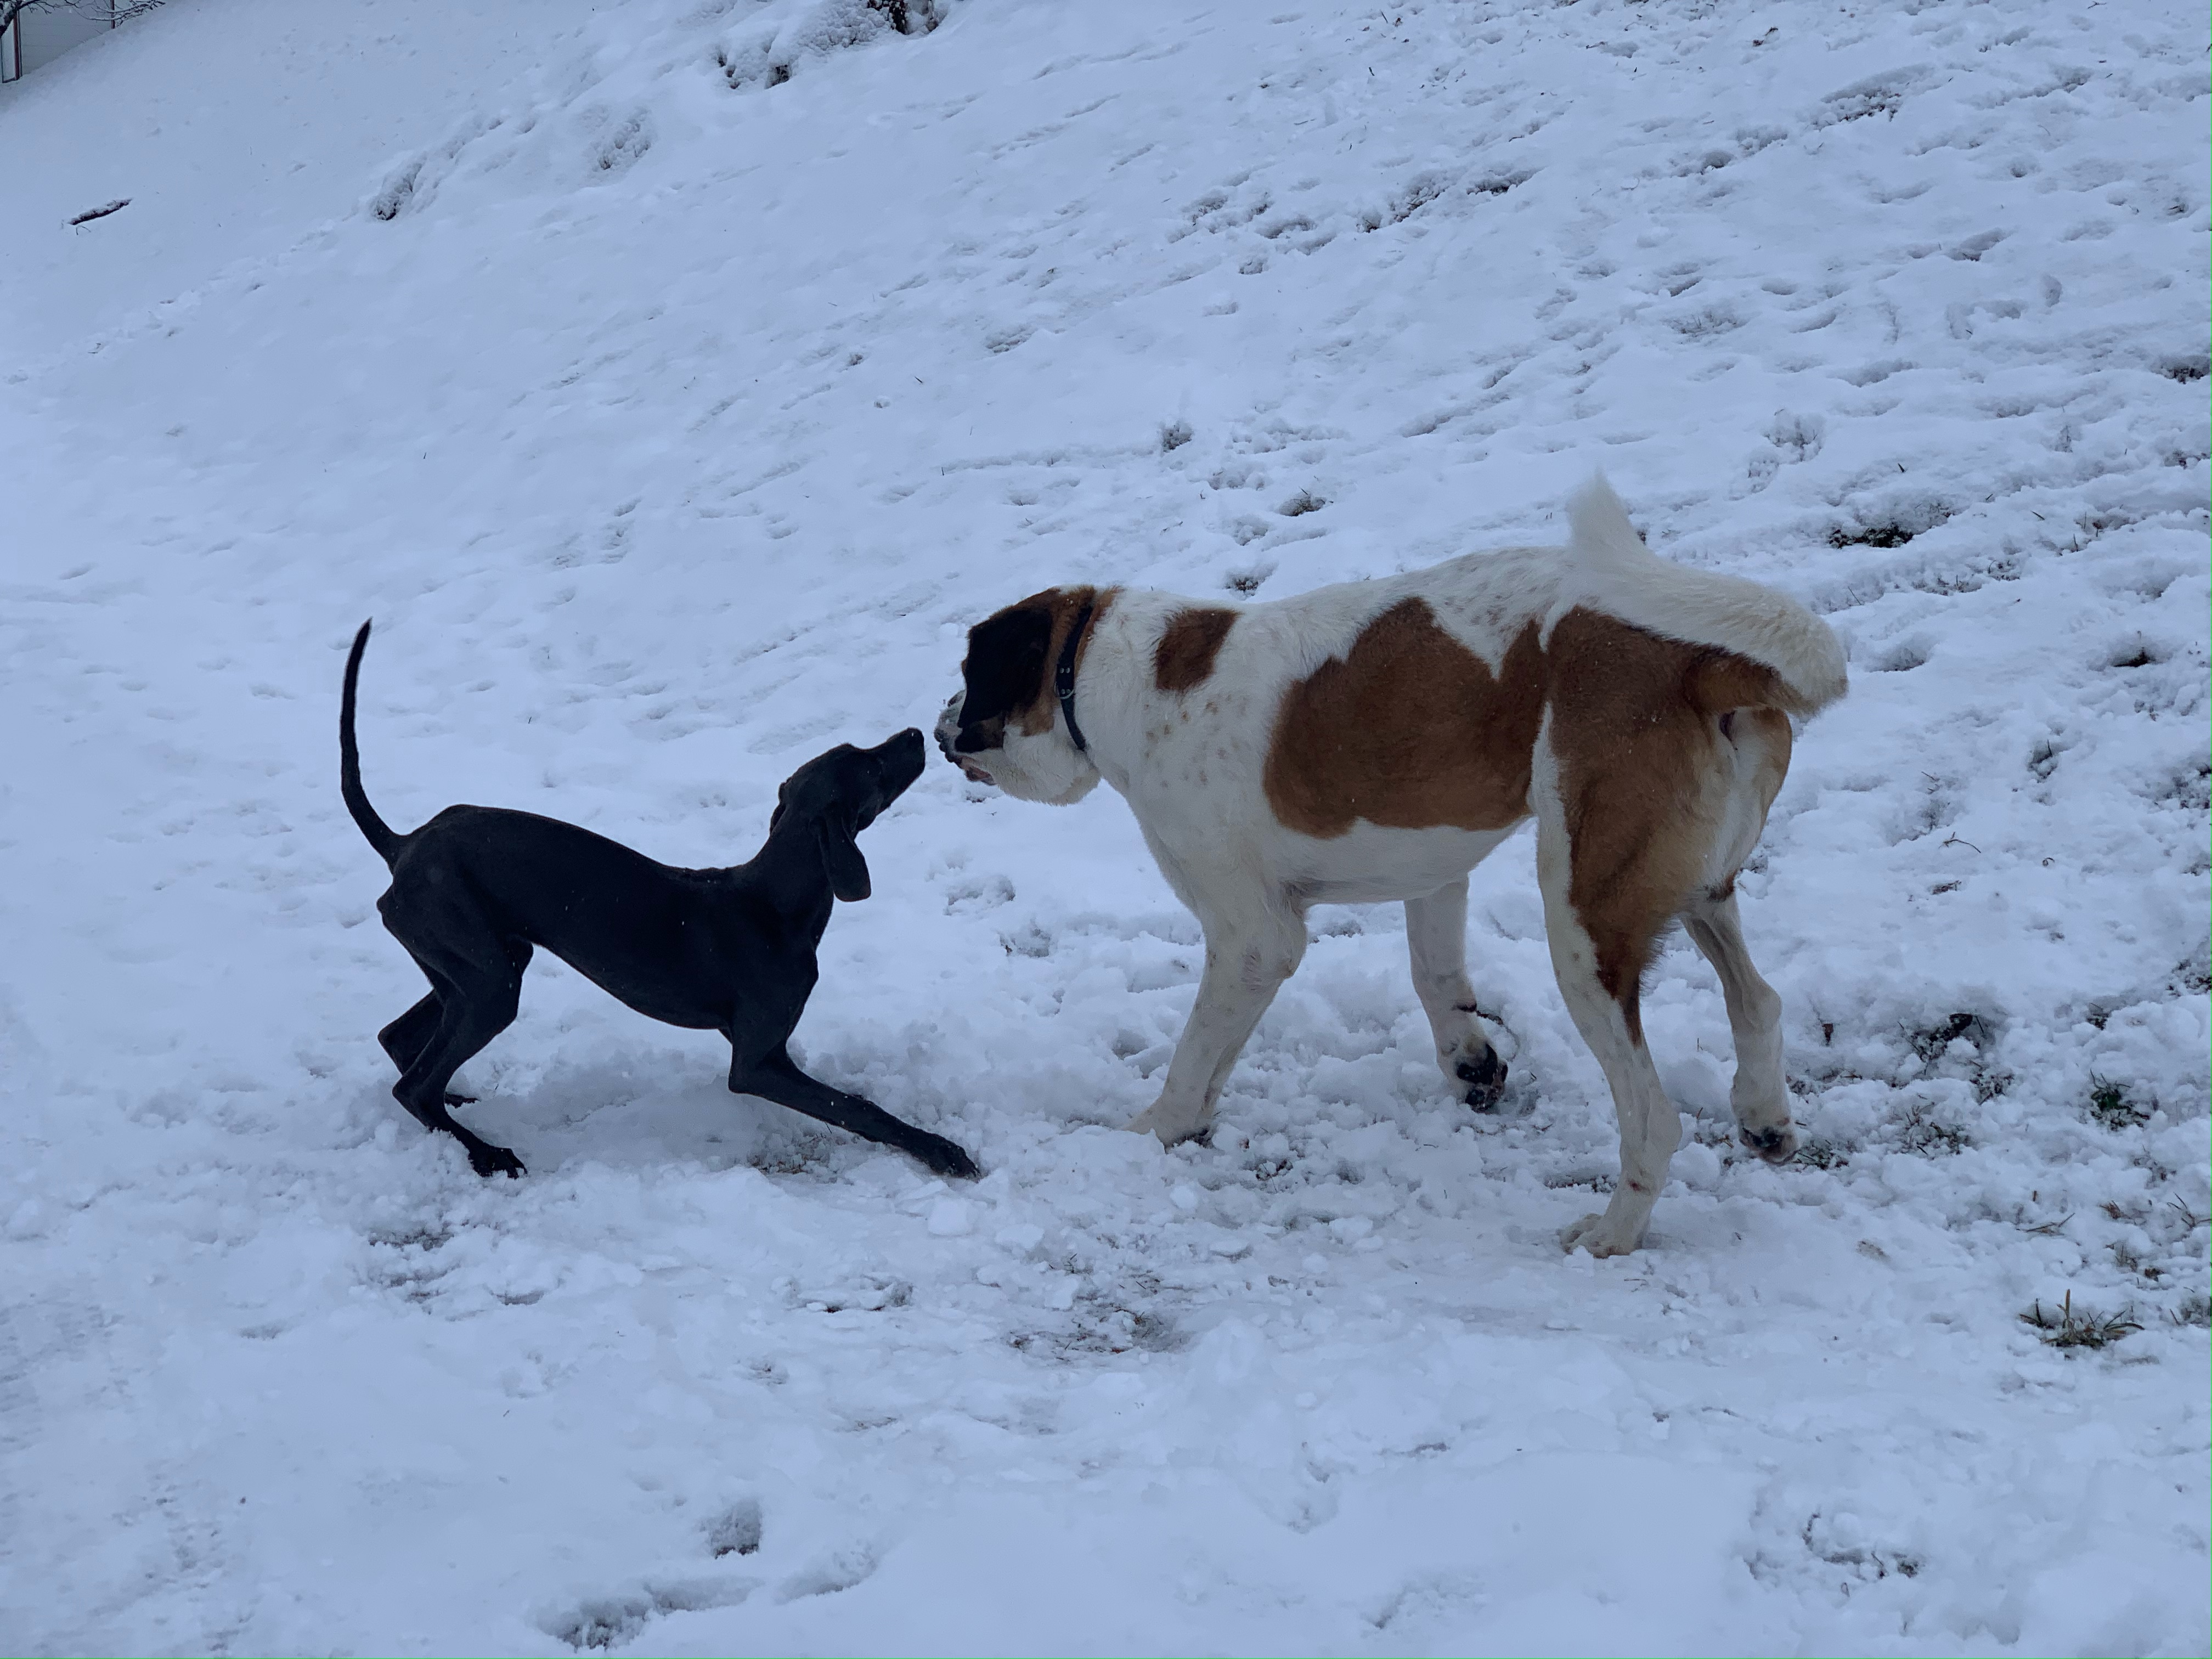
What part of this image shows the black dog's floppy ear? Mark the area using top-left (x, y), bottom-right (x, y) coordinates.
top-left (818, 814), bottom-right (870, 902)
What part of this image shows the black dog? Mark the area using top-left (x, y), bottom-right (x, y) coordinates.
top-left (339, 620), bottom-right (978, 1182)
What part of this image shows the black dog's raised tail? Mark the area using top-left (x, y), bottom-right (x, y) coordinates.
top-left (341, 619), bottom-right (403, 865)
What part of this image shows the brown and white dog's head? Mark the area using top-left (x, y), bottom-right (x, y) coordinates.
top-left (936, 586), bottom-right (1108, 805)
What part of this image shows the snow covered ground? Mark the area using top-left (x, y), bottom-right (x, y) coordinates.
top-left (2, 0), bottom-right (2206, 1651)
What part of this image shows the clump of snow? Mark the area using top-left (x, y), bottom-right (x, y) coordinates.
top-left (1, 0), bottom-right (2204, 1652)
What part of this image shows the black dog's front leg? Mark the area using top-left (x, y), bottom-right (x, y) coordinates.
top-left (731, 1049), bottom-right (979, 1180)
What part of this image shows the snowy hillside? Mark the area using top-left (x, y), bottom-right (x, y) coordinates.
top-left (2, 0), bottom-right (2206, 1651)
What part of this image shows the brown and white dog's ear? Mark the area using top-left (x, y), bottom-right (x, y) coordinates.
top-left (953, 595), bottom-right (1056, 751)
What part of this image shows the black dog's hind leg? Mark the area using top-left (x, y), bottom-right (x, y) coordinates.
top-left (382, 930), bottom-right (532, 1104)
top-left (379, 897), bottom-right (533, 1178)
top-left (731, 1048), bottom-right (979, 1180)
top-left (378, 993), bottom-right (477, 1106)
top-left (391, 970), bottom-right (529, 1177)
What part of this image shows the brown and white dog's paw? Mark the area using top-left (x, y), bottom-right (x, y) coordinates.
top-left (1449, 1043), bottom-right (1509, 1111)
top-left (1561, 1210), bottom-right (1645, 1258)
top-left (1126, 1099), bottom-right (1210, 1147)
top-left (1739, 1121), bottom-right (1798, 1164)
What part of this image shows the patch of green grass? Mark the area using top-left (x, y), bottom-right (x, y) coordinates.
top-left (1895, 1106), bottom-right (1969, 1156)
top-left (2022, 1291), bottom-right (2142, 1351)
top-left (2087, 1075), bottom-right (2150, 1130)
top-left (1791, 1138), bottom-right (1849, 1170)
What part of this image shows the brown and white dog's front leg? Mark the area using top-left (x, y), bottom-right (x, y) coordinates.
top-left (1127, 893), bottom-right (1308, 1146)
top-left (1404, 878), bottom-right (1510, 1110)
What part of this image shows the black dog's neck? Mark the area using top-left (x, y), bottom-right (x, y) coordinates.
top-left (741, 818), bottom-right (842, 927)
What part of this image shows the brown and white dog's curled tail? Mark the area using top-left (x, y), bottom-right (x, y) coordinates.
top-left (1562, 475), bottom-right (1848, 718)
top-left (340, 619), bottom-right (405, 865)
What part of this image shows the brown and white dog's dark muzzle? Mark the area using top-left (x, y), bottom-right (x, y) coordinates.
top-left (933, 693), bottom-right (996, 786)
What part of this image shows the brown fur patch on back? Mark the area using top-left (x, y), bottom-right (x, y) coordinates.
top-left (1263, 599), bottom-right (1545, 839)
top-left (1545, 607), bottom-right (1753, 1042)
top-left (1154, 606), bottom-right (1238, 693)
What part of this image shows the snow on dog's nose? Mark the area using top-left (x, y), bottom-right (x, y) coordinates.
top-left (934, 693), bottom-right (995, 786)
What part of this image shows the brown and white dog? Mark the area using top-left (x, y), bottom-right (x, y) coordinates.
top-left (936, 481), bottom-right (1846, 1256)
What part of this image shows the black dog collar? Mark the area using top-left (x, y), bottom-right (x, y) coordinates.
top-left (1054, 601), bottom-right (1096, 754)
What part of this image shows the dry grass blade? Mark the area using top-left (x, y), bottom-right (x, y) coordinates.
top-left (2021, 1290), bottom-right (2142, 1351)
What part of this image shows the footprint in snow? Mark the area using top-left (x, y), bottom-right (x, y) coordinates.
top-left (705, 1496), bottom-right (763, 1559)
top-left (773, 1544), bottom-right (877, 1602)
top-left (545, 1576), bottom-right (755, 1652)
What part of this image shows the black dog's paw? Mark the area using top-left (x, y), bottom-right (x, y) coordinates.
top-left (444, 1092), bottom-right (477, 1107)
top-left (918, 1136), bottom-right (981, 1181)
top-left (469, 1143), bottom-right (527, 1180)
top-left (1457, 1047), bottom-right (1508, 1113)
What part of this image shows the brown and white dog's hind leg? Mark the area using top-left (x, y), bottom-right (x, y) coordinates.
top-left (1404, 878), bottom-right (1509, 1110)
top-left (1532, 727), bottom-right (1695, 1258)
top-left (1537, 855), bottom-right (1681, 1256)
top-left (1127, 889), bottom-right (1307, 1147)
top-left (1681, 705), bottom-right (1798, 1163)
top-left (1681, 891), bottom-right (1796, 1163)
